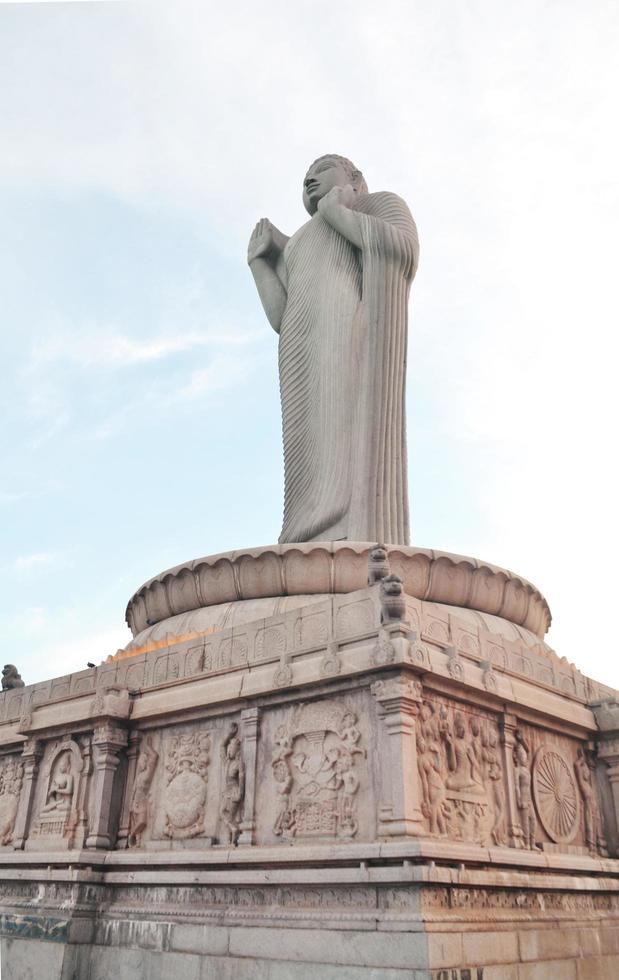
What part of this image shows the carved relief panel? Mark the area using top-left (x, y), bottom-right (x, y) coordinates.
top-left (133, 719), bottom-right (247, 847)
top-left (416, 695), bottom-right (504, 846)
top-left (0, 754), bottom-right (24, 847)
top-left (27, 737), bottom-right (89, 850)
top-left (255, 694), bottom-right (375, 845)
top-left (511, 722), bottom-right (606, 855)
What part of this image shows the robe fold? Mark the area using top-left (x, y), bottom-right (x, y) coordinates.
top-left (278, 191), bottom-right (418, 545)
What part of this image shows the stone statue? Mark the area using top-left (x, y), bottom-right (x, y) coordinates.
top-left (248, 155), bottom-right (419, 545)
top-left (367, 544), bottom-right (390, 586)
top-left (2, 665), bottom-right (25, 690)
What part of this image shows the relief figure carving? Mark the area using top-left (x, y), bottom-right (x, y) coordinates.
top-left (481, 726), bottom-right (505, 845)
top-left (270, 701), bottom-right (365, 841)
top-left (416, 734), bottom-right (448, 836)
top-left (575, 746), bottom-right (607, 855)
top-left (128, 736), bottom-right (159, 847)
top-left (443, 713), bottom-right (483, 792)
top-left (41, 753), bottom-right (74, 813)
top-left (0, 756), bottom-right (24, 845)
top-left (513, 729), bottom-right (537, 849)
top-left (219, 723), bottom-right (245, 845)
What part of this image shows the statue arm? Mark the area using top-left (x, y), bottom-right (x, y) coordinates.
top-left (317, 187), bottom-right (364, 247)
top-left (319, 188), bottom-right (419, 276)
top-left (248, 219), bottom-right (289, 334)
top-left (249, 256), bottom-right (288, 334)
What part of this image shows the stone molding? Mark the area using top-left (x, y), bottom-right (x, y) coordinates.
top-left (124, 542), bottom-right (551, 638)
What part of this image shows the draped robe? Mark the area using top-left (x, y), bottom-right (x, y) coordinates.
top-left (278, 191), bottom-right (418, 545)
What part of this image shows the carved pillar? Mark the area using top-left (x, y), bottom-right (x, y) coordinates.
top-left (238, 707), bottom-right (260, 846)
top-left (499, 712), bottom-right (522, 848)
top-left (116, 730), bottom-right (140, 849)
top-left (85, 722), bottom-right (128, 849)
top-left (597, 739), bottom-right (619, 854)
top-left (12, 737), bottom-right (43, 849)
top-left (591, 701), bottom-right (619, 855)
top-left (371, 673), bottom-right (424, 837)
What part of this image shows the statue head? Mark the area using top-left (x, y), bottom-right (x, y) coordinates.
top-left (381, 574), bottom-right (403, 598)
top-left (2, 664), bottom-right (24, 690)
top-left (303, 154), bottom-right (368, 215)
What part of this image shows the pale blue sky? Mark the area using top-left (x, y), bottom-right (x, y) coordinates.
top-left (1, 0), bottom-right (618, 686)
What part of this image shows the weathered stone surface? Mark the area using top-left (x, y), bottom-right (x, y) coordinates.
top-left (123, 542), bottom-right (552, 639)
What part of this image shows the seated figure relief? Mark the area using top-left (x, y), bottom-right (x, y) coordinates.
top-left (41, 753), bottom-right (74, 813)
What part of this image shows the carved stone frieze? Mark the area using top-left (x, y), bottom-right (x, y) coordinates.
top-left (128, 736), bottom-right (159, 847)
top-left (416, 696), bottom-right (506, 846)
top-left (219, 723), bottom-right (245, 845)
top-left (32, 739), bottom-right (85, 845)
top-left (0, 756), bottom-right (24, 846)
top-left (271, 701), bottom-right (365, 841)
top-left (575, 746), bottom-right (607, 855)
top-left (532, 745), bottom-right (579, 845)
top-left (513, 729), bottom-right (537, 849)
top-left (163, 731), bottom-right (211, 839)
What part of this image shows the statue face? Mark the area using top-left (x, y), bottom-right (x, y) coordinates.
top-left (303, 158), bottom-right (350, 215)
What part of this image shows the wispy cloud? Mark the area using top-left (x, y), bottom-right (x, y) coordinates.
top-left (30, 326), bottom-right (261, 369)
top-left (12, 551), bottom-right (68, 573)
top-left (178, 353), bottom-right (252, 399)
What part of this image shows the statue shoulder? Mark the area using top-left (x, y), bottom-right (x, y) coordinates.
top-left (357, 191), bottom-right (413, 218)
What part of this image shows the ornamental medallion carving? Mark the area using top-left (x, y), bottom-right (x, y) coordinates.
top-left (271, 701), bottom-right (365, 841)
top-left (532, 745), bottom-right (579, 844)
top-left (163, 732), bottom-right (211, 839)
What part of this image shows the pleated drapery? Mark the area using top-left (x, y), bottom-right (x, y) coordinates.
top-left (278, 191), bottom-right (418, 546)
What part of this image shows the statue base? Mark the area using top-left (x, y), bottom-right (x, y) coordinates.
top-left (2, 543), bottom-right (619, 978)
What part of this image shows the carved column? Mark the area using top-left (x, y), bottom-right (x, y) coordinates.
top-left (85, 722), bottom-right (128, 849)
top-left (238, 707), bottom-right (260, 846)
top-left (499, 712), bottom-right (522, 848)
top-left (12, 737), bottom-right (43, 849)
top-left (116, 730), bottom-right (140, 849)
top-left (593, 701), bottom-right (619, 855)
top-left (597, 738), bottom-right (619, 855)
top-left (371, 673), bottom-right (424, 837)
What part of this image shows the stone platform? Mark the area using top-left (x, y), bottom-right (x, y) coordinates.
top-left (2, 543), bottom-right (619, 978)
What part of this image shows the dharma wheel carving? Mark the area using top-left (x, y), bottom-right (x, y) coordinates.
top-left (532, 746), bottom-right (579, 844)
